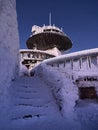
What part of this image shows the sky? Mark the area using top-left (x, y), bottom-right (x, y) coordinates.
top-left (16, 0), bottom-right (98, 53)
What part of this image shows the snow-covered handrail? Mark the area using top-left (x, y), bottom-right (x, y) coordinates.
top-left (43, 48), bottom-right (98, 73)
top-left (44, 48), bottom-right (98, 65)
top-left (31, 25), bottom-right (65, 36)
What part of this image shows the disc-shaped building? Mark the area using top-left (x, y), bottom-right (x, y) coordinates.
top-left (26, 25), bottom-right (72, 51)
top-left (20, 24), bottom-right (72, 69)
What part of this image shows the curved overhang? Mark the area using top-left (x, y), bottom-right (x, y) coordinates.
top-left (26, 32), bottom-right (72, 51)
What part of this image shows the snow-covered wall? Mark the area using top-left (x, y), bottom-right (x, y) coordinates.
top-left (34, 48), bottom-right (98, 121)
top-left (0, 0), bottom-right (19, 95)
top-left (44, 48), bottom-right (98, 78)
top-left (35, 63), bottom-right (78, 119)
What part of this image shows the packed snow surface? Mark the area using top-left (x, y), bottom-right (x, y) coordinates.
top-left (0, 62), bottom-right (98, 130)
top-left (1, 75), bottom-right (64, 130)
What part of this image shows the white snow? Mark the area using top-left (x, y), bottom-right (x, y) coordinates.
top-left (0, 54), bottom-right (98, 129)
top-left (0, 0), bottom-right (98, 129)
top-left (20, 47), bottom-right (61, 57)
top-left (45, 47), bottom-right (61, 56)
top-left (19, 63), bottom-right (29, 76)
top-left (34, 63), bottom-right (98, 130)
top-left (31, 24), bottom-right (65, 36)
top-left (0, 0), bottom-right (19, 127)
top-left (44, 48), bottom-right (98, 64)
top-left (1, 75), bottom-right (63, 130)
top-left (35, 64), bottom-right (78, 117)
top-left (0, 0), bottom-right (19, 94)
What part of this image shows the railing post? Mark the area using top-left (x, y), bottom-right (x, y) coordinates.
top-left (71, 59), bottom-right (73, 70)
top-left (97, 55), bottom-right (98, 68)
top-left (79, 57), bottom-right (82, 69)
top-left (64, 60), bottom-right (66, 67)
top-left (88, 56), bottom-right (91, 69)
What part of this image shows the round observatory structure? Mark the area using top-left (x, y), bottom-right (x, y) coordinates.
top-left (20, 24), bottom-right (72, 69)
top-left (26, 25), bottom-right (72, 52)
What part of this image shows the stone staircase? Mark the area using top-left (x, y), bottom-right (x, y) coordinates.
top-left (8, 76), bottom-right (60, 122)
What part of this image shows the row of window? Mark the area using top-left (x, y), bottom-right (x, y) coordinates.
top-left (49, 55), bottom-right (98, 70)
top-left (21, 52), bottom-right (54, 59)
top-left (76, 77), bottom-right (98, 82)
top-left (43, 29), bottom-right (63, 34)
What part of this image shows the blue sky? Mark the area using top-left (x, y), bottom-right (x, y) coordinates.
top-left (16, 0), bottom-right (98, 52)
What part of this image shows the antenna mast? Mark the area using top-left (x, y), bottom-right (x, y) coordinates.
top-left (49, 12), bottom-right (51, 26)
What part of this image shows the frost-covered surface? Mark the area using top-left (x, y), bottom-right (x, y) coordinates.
top-left (0, 70), bottom-right (80, 130)
top-left (1, 75), bottom-right (64, 130)
top-left (43, 47), bottom-right (98, 82)
top-left (0, 61), bottom-right (98, 129)
top-left (34, 63), bottom-right (98, 130)
top-left (35, 64), bottom-right (80, 124)
top-left (31, 25), bottom-right (65, 35)
top-left (0, 0), bottom-right (19, 94)
top-left (44, 48), bottom-right (98, 63)
top-left (45, 47), bottom-right (61, 56)
top-left (0, 1), bottom-right (98, 128)
top-left (35, 63), bottom-right (78, 116)
top-left (20, 47), bottom-right (61, 56)
top-left (0, 0), bottom-right (19, 124)
top-left (19, 63), bottom-right (29, 76)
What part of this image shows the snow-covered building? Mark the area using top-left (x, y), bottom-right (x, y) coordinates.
top-left (1, 1), bottom-right (98, 128)
top-left (20, 23), bottom-right (98, 102)
top-left (20, 24), bottom-right (72, 69)
top-left (43, 48), bottom-right (98, 100)
top-left (20, 49), bottom-right (55, 69)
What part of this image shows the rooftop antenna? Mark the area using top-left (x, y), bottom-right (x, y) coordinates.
top-left (49, 12), bottom-right (51, 26)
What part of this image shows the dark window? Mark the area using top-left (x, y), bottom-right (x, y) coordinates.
top-left (91, 55), bottom-right (97, 66)
top-left (79, 87), bottom-right (97, 99)
top-left (44, 29), bottom-right (51, 32)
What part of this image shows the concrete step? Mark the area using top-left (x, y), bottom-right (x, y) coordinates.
top-left (8, 76), bottom-right (60, 121)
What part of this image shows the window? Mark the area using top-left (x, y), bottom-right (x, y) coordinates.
top-left (91, 55), bottom-right (97, 67)
top-left (79, 87), bottom-right (97, 99)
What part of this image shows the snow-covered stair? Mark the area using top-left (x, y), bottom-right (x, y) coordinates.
top-left (8, 76), bottom-right (61, 122)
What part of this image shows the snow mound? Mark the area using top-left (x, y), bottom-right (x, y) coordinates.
top-left (19, 63), bottom-right (29, 76)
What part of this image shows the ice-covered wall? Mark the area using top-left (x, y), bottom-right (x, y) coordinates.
top-left (44, 48), bottom-right (98, 79)
top-left (35, 63), bottom-right (78, 119)
top-left (0, 0), bottom-right (19, 95)
top-left (34, 48), bottom-right (98, 118)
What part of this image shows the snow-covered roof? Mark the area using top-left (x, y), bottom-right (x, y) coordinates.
top-left (31, 25), bottom-right (65, 36)
top-left (20, 49), bottom-right (55, 56)
top-left (27, 24), bottom-right (72, 51)
top-left (44, 48), bottom-right (98, 64)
